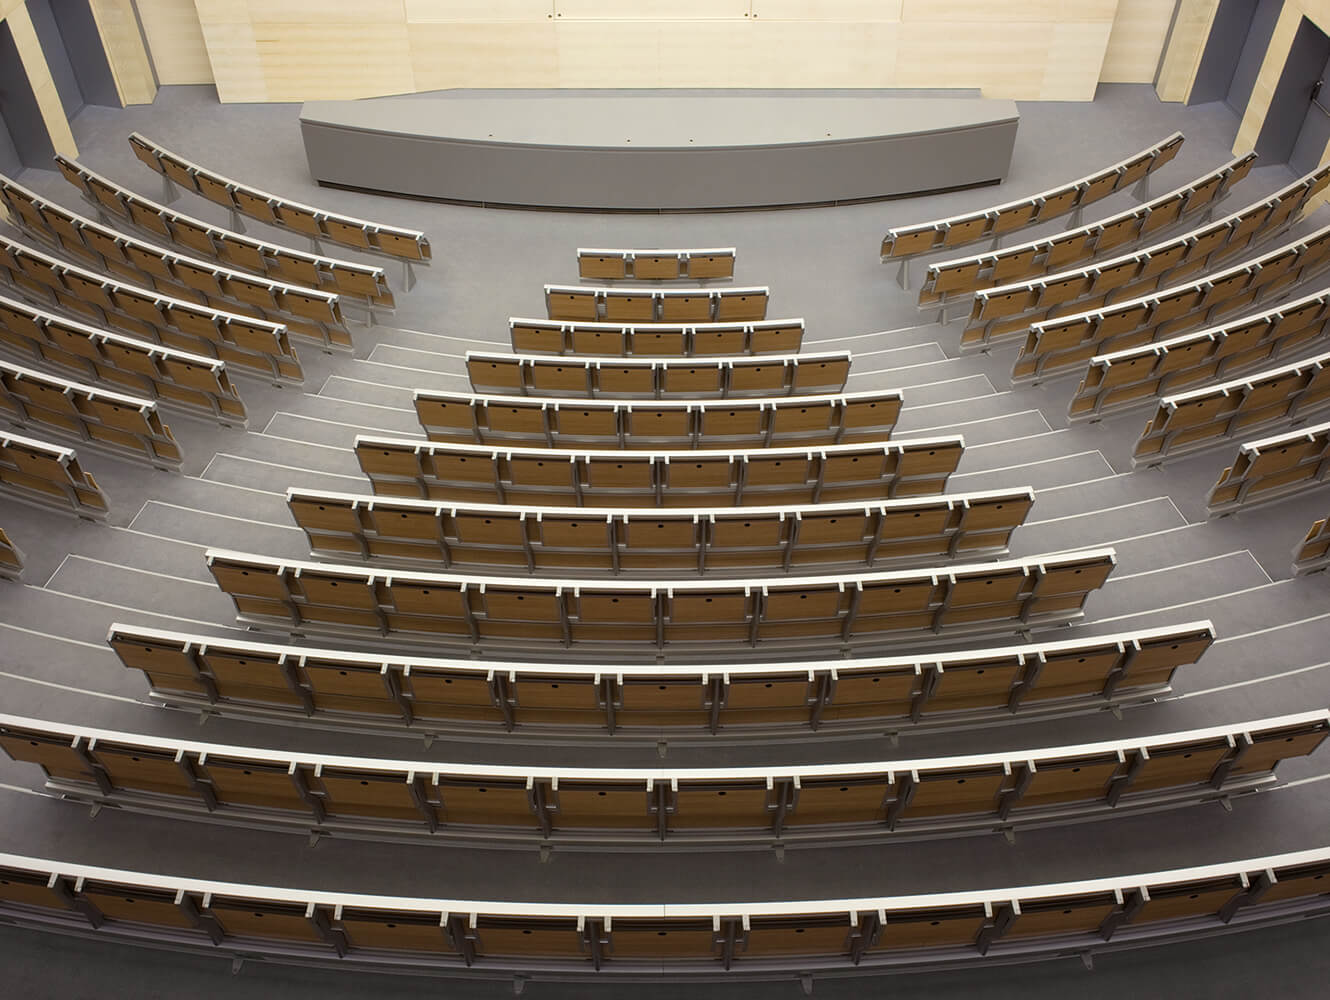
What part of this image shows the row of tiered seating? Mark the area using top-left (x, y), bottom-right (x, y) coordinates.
top-left (466, 350), bottom-right (851, 398)
top-left (286, 486), bottom-right (1035, 573)
top-left (880, 132), bottom-right (1184, 261)
top-left (355, 436), bottom-right (965, 505)
top-left (1208, 420), bottom-right (1330, 515)
top-left (128, 133), bottom-right (432, 263)
top-left (577, 248), bottom-right (735, 280)
top-left (108, 619), bottom-right (1216, 732)
top-left (1132, 349), bottom-right (1330, 467)
top-left (1294, 516), bottom-right (1330, 575)
top-left (5, 845), bottom-right (1330, 970)
top-left (413, 387), bottom-right (903, 448)
top-left (0, 291), bottom-right (248, 427)
top-left (962, 166), bottom-right (1330, 351)
top-left (204, 546), bottom-right (1118, 650)
top-left (0, 231), bottom-right (304, 384)
top-left (1011, 221), bottom-right (1330, 381)
top-left (545, 284), bottom-right (768, 323)
top-left (1067, 287), bottom-right (1330, 422)
top-left (3, 710), bottom-right (1323, 841)
top-left (0, 430), bottom-right (108, 519)
top-left (0, 172), bottom-right (351, 349)
top-left (55, 155), bottom-right (395, 306)
top-left (0, 359), bottom-right (181, 470)
top-left (510, 316), bottom-right (803, 356)
top-left (918, 153), bottom-right (1257, 305)
top-left (0, 526), bottom-right (21, 580)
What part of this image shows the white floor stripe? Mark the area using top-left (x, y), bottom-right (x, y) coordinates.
top-left (53, 555), bottom-right (214, 588)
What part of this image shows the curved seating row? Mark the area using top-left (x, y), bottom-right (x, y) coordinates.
top-left (413, 388), bottom-right (901, 450)
top-left (109, 619), bottom-right (1215, 734)
top-left (577, 248), bottom-right (735, 281)
top-left (1294, 516), bottom-right (1330, 575)
top-left (961, 165), bottom-right (1330, 350)
top-left (0, 360), bottom-right (181, 470)
top-left (355, 435), bottom-right (964, 506)
top-left (881, 132), bottom-right (1185, 260)
top-left (4, 711), bottom-right (1321, 845)
top-left (0, 232), bottom-right (303, 385)
top-left (545, 284), bottom-right (768, 323)
top-left (1012, 221), bottom-right (1330, 383)
top-left (286, 487), bottom-right (1034, 575)
top-left (920, 154), bottom-right (1256, 306)
top-left (1208, 420), bottom-right (1330, 516)
top-left (128, 132), bottom-right (431, 263)
top-left (204, 547), bottom-right (1116, 651)
top-left (0, 172), bottom-right (350, 349)
top-left (9, 843), bottom-right (1330, 973)
top-left (0, 292), bottom-right (247, 427)
top-left (509, 317), bottom-right (803, 357)
top-left (1067, 286), bottom-right (1330, 422)
top-left (0, 527), bottom-right (21, 580)
top-left (54, 155), bottom-right (394, 306)
top-left (1133, 349), bottom-right (1330, 467)
top-left (0, 430), bottom-right (108, 519)
top-left (466, 350), bottom-right (851, 400)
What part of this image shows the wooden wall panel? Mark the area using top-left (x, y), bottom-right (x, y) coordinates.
top-left (1155, 0), bottom-right (1220, 101)
top-left (88, 0), bottom-right (157, 105)
top-left (404, 1), bottom-right (553, 19)
top-left (1101, 0), bottom-right (1175, 83)
top-left (3, 2), bottom-right (77, 156)
top-left (179, 0), bottom-right (1161, 102)
top-left (135, 0), bottom-right (213, 85)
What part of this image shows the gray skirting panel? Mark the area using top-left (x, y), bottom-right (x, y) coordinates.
top-left (299, 92), bottom-right (1020, 211)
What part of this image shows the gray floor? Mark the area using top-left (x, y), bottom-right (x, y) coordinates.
top-left (1, 82), bottom-right (1330, 995)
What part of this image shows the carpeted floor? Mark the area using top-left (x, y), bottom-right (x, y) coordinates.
top-left (0, 82), bottom-right (1329, 996)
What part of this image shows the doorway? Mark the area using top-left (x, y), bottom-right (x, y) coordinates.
top-left (1256, 15), bottom-right (1330, 165)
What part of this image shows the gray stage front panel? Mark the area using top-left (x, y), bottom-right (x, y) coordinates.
top-left (299, 94), bottom-right (1019, 210)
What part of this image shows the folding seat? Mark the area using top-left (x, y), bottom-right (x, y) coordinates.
top-left (547, 287), bottom-right (598, 320)
top-left (930, 261), bottom-right (983, 296)
top-left (623, 325), bottom-right (685, 355)
top-left (232, 188), bottom-right (280, 225)
top-left (468, 356), bottom-right (526, 394)
top-left (991, 201), bottom-right (1039, 234)
top-left (603, 290), bottom-right (655, 322)
top-left (204, 897), bottom-right (330, 944)
top-left (1137, 196), bottom-right (1183, 236)
top-left (903, 764), bottom-right (1008, 817)
top-left (714, 288), bottom-right (767, 321)
top-left (546, 402), bottom-right (618, 445)
top-left (991, 245), bottom-right (1041, 283)
top-left (336, 910), bottom-right (455, 953)
top-left (690, 323), bottom-right (747, 355)
top-left (1034, 186), bottom-right (1080, 223)
top-left (765, 398), bottom-right (838, 441)
top-left (510, 319), bottom-right (566, 354)
top-left (568, 587), bottom-right (658, 643)
top-left (622, 403), bottom-right (695, 446)
top-left (1041, 232), bottom-right (1095, 272)
top-left (686, 251), bottom-right (735, 278)
top-left (790, 356), bottom-right (851, 394)
top-left (578, 251), bottom-right (628, 279)
top-left (527, 360), bottom-right (590, 396)
top-left (659, 291), bottom-right (711, 322)
top-left (872, 905), bottom-right (988, 951)
top-left (662, 360), bottom-right (725, 397)
top-left (940, 216), bottom-right (990, 247)
top-left (670, 779), bottom-right (769, 827)
top-left (592, 360), bottom-right (656, 396)
top-left (91, 741), bottom-right (200, 798)
top-left (547, 779), bottom-right (650, 827)
top-left (882, 226), bottom-right (941, 257)
top-left (324, 218), bottom-right (373, 251)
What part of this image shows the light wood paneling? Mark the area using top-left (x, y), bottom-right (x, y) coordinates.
top-left (179, 0), bottom-right (1156, 101)
top-left (752, 1), bottom-right (903, 18)
top-left (1234, 1), bottom-right (1302, 150)
top-left (408, 22), bottom-right (560, 91)
top-left (555, 1), bottom-right (749, 18)
top-left (135, 0), bottom-right (214, 85)
top-left (4, 3), bottom-right (77, 157)
top-left (1155, 0), bottom-right (1219, 101)
top-left (254, 21), bottom-right (415, 102)
top-left (88, 0), bottom-right (157, 105)
top-left (1101, 0), bottom-right (1174, 83)
top-left (406, 1), bottom-right (554, 19)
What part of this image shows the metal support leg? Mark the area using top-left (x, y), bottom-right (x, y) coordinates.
top-left (160, 175), bottom-right (177, 205)
top-left (895, 259), bottom-right (911, 291)
top-left (228, 208), bottom-right (246, 234)
top-left (1132, 174), bottom-right (1152, 201)
top-left (309, 237), bottom-right (323, 255)
top-left (1065, 205), bottom-right (1084, 230)
top-left (403, 260), bottom-right (417, 292)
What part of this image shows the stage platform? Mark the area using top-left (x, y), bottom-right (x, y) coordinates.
top-left (299, 90), bottom-right (1019, 211)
